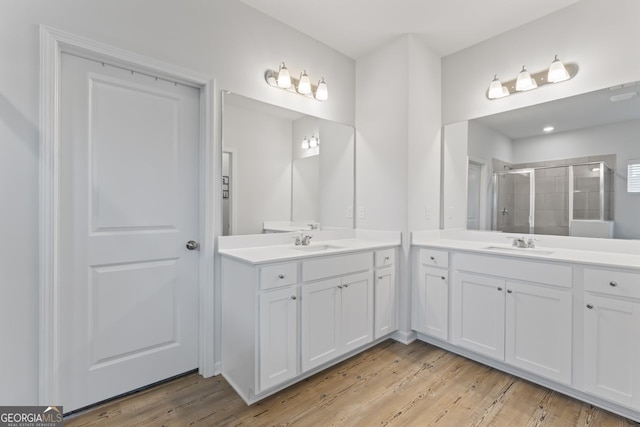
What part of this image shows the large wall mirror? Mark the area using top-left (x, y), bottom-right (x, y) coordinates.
top-left (222, 92), bottom-right (355, 235)
top-left (444, 81), bottom-right (640, 240)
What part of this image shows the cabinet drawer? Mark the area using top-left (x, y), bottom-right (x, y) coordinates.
top-left (260, 262), bottom-right (297, 290)
top-left (302, 252), bottom-right (373, 282)
top-left (420, 248), bottom-right (449, 268)
top-left (375, 249), bottom-right (395, 267)
top-left (584, 268), bottom-right (640, 299)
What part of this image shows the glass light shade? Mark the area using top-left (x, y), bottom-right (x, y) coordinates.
top-left (515, 66), bottom-right (536, 91)
top-left (548, 55), bottom-right (570, 83)
top-left (297, 70), bottom-right (311, 94)
top-left (266, 71), bottom-right (277, 86)
top-left (301, 137), bottom-right (310, 149)
top-left (488, 75), bottom-right (507, 99)
top-left (315, 78), bottom-right (328, 101)
top-left (309, 135), bottom-right (318, 148)
top-left (277, 62), bottom-right (291, 88)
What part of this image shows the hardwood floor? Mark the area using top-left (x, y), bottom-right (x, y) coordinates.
top-left (65, 340), bottom-right (638, 426)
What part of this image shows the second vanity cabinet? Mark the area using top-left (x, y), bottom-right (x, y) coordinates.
top-left (222, 246), bottom-right (397, 404)
top-left (583, 266), bottom-right (640, 408)
top-left (413, 248), bottom-right (450, 340)
top-left (452, 253), bottom-right (572, 385)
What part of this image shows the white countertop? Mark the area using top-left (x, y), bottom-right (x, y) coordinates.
top-left (218, 229), bottom-right (401, 265)
top-left (412, 231), bottom-right (640, 271)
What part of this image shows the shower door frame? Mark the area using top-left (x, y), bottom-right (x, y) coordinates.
top-left (492, 168), bottom-right (536, 235)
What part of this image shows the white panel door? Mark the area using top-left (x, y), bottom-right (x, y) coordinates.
top-left (301, 278), bottom-right (342, 372)
top-left (584, 294), bottom-right (640, 407)
top-left (59, 53), bottom-right (200, 411)
top-left (505, 281), bottom-right (572, 384)
top-left (453, 273), bottom-right (505, 360)
top-left (259, 286), bottom-right (298, 392)
top-left (341, 271), bottom-right (374, 353)
top-left (414, 266), bottom-right (449, 340)
top-left (374, 267), bottom-right (396, 339)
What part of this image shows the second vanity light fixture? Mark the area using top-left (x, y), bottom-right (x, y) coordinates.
top-left (487, 55), bottom-right (578, 100)
top-left (266, 62), bottom-right (328, 101)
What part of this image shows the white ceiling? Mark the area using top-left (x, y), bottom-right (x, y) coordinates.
top-left (474, 82), bottom-right (640, 140)
top-left (239, 0), bottom-right (580, 58)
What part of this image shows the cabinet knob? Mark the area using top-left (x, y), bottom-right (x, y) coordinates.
top-left (278, 274), bottom-right (285, 279)
top-left (384, 256), bottom-right (390, 261)
top-left (344, 284), bottom-right (349, 288)
top-left (609, 281), bottom-right (618, 287)
top-left (497, 287), bottom-right (503, 291)
top-left (507, 289), bottom-right (513, 294)
top-left (586, 304), bottom-right (594, 309)
top-left (441, 276), bottom-right (446, 280)
top-left (377, 276), bottom-right (383, 280)
top-left (290, 296), bottom-right (297, 300)
top-left (337, 285), bottom-right (342, 289)
top-left (430, 256), bottom-right (435, 261)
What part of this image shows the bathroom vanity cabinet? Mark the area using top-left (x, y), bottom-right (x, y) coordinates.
top-left (411, 237), bottom-right (640, 421)
top-left (221, 241), bottom-right (398, 404)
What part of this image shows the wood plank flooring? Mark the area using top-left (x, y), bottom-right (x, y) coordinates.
top-left (65, 340), bottom-right (638, 426)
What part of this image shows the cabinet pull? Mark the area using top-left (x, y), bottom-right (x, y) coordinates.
top-left (278, 274), bottom-right (285, 279)
top-left (337, 285), bottom-right (342, 289)
top-left (384, 256), bottom-right (390, 261)
top-left (344, 284), bottom-right (349, 288)
top-left (497, 287), bottom-right (503, 291)
top-left (290, 296), bottom-right (297, 300)
top-left (586, 304), bottom-right (594, 309)
top-left (609, 281), bottom-right (618, 287)
top-left (377, 276), bottom-right (383, 280)
top-left (507, 289), bottom-right (513, 294)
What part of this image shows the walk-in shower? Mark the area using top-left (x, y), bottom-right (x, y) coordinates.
top-left (493, 161), bottom-right (614, 236)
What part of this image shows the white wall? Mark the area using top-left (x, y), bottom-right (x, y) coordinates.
top-left (224, 105), bottom-right (292, 234)
top-left (292, 156), bottom-right (320, 222)
top-left (512, 119), bottom-right (640, 239)
top-left (442, 0), bottom-right (640, 124)
top-left (0, 0), bottom-right (354, 405)
top-left (356, 35), bottom-right (441, 338)
top-left (443, 121), bottom-right (469, 229)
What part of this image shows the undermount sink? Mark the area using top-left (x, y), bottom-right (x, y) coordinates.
top-left (294, 244), bottom-right (344, 252)
top-left (484, 246), bottom-right (555, 255)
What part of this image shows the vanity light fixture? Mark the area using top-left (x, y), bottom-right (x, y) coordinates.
top-left (301, 134), bottom-right (319, 150)
top-left (487, 55), bottom-right (578, 100)
top-left (265, 63), bottom-right (328, 101)
top-left (301, 137), bottom-right (310, 150)
top-left (543, 126), bottom-right (555, 132)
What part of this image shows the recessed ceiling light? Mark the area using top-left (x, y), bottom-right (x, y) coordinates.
top-left (543, 126), bottom-right (555, 132)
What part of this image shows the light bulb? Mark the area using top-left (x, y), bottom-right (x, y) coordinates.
top-left (297, 70), bottom-right (311, 94)
top-left (301, 137), bottom-right (310, 149)
top-left (516, 66), bottom-right (536, 91)
top-left (548, 55), bottom-right (570, 83)
top-left (315, 77), bottom-right (328, 101)
top-left (309, 135), bottom-right (318, 148)
top-left (488, 75), bottom-right (508, 99)
top-left (277, 62), bottom-right (291, 88)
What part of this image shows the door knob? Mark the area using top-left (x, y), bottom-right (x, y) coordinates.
top-left (186, 240), bottom-right (200, 250)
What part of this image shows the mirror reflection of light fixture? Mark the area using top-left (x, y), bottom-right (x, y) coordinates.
top-left (265, 62), bottom-right (328, 101)
top-left (277, 62), bottom-right (291, 88)
top-left (301, 137), bottom-right (310, 149)
top-left (301, 134), bottom-right (319, 150)
top-left (486, 55), bottom-right (578, 100)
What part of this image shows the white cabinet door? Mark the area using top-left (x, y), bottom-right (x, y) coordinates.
top-left (375, 267), bottom-right (396, 339)
top-left (414, 266), bottom-right (449, 340)
top-left (584, 294), bottom-right (640, 408)
top-left (453, 273), bottom-right (505, 360)
top-left (259, 286), bottom-right (298, 391)
top-left (505, 281), bottom-right (572, 384)
top-left (302, 278), bottom-right (342, 372)
top-left (341, 271), bottom-right (374, 353)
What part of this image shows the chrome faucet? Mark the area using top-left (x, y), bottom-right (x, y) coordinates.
top-left (293, 233), bottom-right (313, 246)
top-left (512, 236), bottom-right (527, 248)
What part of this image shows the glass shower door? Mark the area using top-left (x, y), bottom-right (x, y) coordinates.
top-left (494, 170), bottom-right (533, 234)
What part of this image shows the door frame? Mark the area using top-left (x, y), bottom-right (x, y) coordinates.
top-left (39, 26), bottom-right (216, 405)
top-left (221, 148), bottom-right (238, 235)
top-left (467, 156), bottom-right (488, 230)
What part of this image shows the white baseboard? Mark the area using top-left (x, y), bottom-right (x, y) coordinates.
top-left (390, 330), bottom-right (417, 345)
